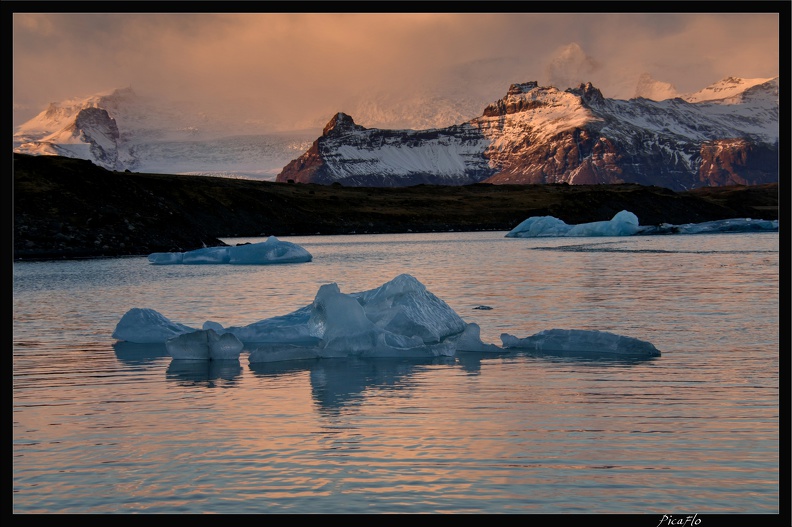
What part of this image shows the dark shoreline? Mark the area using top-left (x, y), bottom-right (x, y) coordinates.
top-left (13, 153), bottom-right (779, 261)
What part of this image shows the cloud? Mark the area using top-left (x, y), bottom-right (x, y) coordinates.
top-left (544, 43), bottom-right (601, 91)
top-left (12, 12), bottom-right (780, 129)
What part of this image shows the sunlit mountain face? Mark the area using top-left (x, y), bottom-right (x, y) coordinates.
top-left (277, 77), bottom-right (778, 190)
top-left (14, 76), bottom-right (778, 189)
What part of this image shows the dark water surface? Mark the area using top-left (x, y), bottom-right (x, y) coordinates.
top-left (13, 231), bottom-right (779, 513)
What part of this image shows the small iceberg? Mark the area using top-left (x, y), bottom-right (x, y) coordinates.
top-left (506, 210), bottom-right (641, 238)
top-left (165, 329), bottom-right (244, 360)
top-left (112, 274), bottom-right (661, 362)
top-left (501, 329), bottom-right (661, 358)
top-left (147, 235), bottom-right (312, 265)
top-left (640, 217), bottom-right (779, 235)
top-left (505, 210), bottom-right (778, 238)
top-left (112, 307), bottom-right (196, 343)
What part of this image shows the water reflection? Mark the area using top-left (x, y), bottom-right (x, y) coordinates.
top-left (250, 356), bottom-right (453, 410)
top-left (310, 357), bottom-right (451, 411)
top-left (516, 349), bottom-right (661, 364)
top-left (115, 337), bottom-right (656, 398)
top-left (112, 341), bottom-right (170, 365)
top-left (454, 350), bottom-right (511, 374)
top-left (166, 359), bottom-right (243, 386)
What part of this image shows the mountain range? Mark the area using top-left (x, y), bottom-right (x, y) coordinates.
top-left (13, 75), bottom-right (778, 190)
top-left (277, 76), bottom-right (778, 190)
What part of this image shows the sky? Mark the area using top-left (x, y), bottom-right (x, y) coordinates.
top-left (12, 11), bottom-right (781, 131)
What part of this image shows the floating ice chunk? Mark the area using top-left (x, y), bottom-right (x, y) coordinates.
top-left (166, 329), bottom-right (243, 360)
top-left (356, 273), bottom-right (468, 343)
top-left (112, 307), bottom-right (196, 343)
top-left (507, 211), bottom-right (778, 238)
top-left (208, 331), bottom-right (244, 359)
top-left (506, 210), bottom-right (641, 238)
top-left (222, 307), bottom-right (319, 345)
top-left (147, 236), bottom-right (312, 265)
top-left (228, 236), bottom-right (313, 264)
top-left (642, 218), bottom-right (779, 235)
top-left (308, 281), bottom-right (443, 358)
top-left (455, 322), bottom-right (503, 353)
top-left (247, 343), bottom-right (320, 363)
top-left (182, 246), bottom-right (231, 264)
top-left (202, 321), bottom-right (225, 332)
top-left (505, 215), bottom-right (571, 238)
top-left (147, 252), bottom-right (183, 264)
top-left (566, 210), bottom-right (641, 237)
top-left (311, 282), bottom-right (387, 354)
top-left (501, 329), bottom-right (661, 357)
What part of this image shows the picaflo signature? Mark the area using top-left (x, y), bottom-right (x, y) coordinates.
top-left (657, 514), bottom-right (701, 527)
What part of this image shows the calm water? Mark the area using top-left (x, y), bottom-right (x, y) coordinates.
top-left (13, 231), bottom-right (779, 514)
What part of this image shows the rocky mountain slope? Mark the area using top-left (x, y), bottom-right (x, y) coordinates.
top-left (277, 77), bottom-right (778, 191)
top-left (13, 153), bottom-right (778, 261)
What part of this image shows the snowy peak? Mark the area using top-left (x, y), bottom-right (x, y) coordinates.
top-left (482, 81), bottom-right (587, 118)
top-left (323, 112), bottom-right (366, 136)
top-left (473, 81), bottom-right (598, 145)
top-left (506, 81), bottom-right (540, 95)
top-left (566, 82), bottom-right (605, 105)
top-left (15, 87), bottom-right (135, 143)
top-left (683, 76), bottom-right (777, 103)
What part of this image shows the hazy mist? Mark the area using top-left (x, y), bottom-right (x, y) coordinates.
top-left (12, 12), bottom-right (780, 131)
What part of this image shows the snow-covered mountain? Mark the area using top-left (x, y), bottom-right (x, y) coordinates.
top-left (13, 87), bottom-right (318, 179)
top-left (277, 76), bottom-right (778, 190)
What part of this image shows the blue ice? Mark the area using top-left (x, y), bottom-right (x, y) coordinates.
top-left (112, 274), bottom-right (660, 362)
top-left (147, 235), bottom-right (312, 265)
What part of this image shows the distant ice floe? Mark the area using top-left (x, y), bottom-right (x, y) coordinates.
top-left (505, 210), bottom-right (778, 238)
top-left (147, 235), bottom-right (312, 265)
top-left (112, 273), bottom-right (660, 362)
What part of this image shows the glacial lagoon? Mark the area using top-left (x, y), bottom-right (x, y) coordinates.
top-left (13, 230), bottom-right (779, 513)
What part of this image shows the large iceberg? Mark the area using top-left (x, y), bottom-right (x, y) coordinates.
top-left (112, 274), bottom-right (661, 362)
top-left (147, 236), bottom-right (312, 265)
top-left (113, 274), bottom-right (497, 361)
top-left (505, 211), bottom-right (778, 238)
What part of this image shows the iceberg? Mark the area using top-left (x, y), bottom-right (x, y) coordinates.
top-left (112, 274), bottom-right (661, 362)
top-left (506, 211), bottom-right (778, 238)
top-left (112, 307), bottom-right (197, 343)
top-left (501, 329), bottom-right (661, 358)
top-left (505, 210), bottom-right (641, 238)
top-left (639, 217), bottom-right (779, 235)
top-left (147, 236), bottom-right (312, 265)
top-left (113, 274), bottom-right (498, 361)
top-left (165, 328), bottom-right (244, 360)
